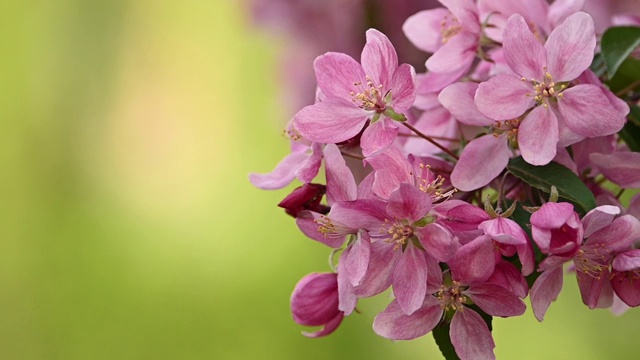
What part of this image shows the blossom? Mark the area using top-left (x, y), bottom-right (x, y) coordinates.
top-left (475, 12), bottom-right (625, 166)
top-left (294, 29), bottom-right (416, 156)
top-left (290, 272), bottom-right (344, 338)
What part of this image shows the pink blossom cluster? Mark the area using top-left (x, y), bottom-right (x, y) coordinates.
top-left (250, 1), bottom-right (640, 359)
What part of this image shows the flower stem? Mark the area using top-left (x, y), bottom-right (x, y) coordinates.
top-left (401, 122), bottom-right (459, 160)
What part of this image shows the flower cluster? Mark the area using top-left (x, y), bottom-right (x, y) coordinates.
top-left (250, 1), bottom-right (640, 359)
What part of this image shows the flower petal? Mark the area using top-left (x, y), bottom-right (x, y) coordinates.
top-left (426, 31), bottom-right (477, 74)
top-left (314, 52), bottom-right (366, 100)
top-left (451, 134), bottom-right (511, 191)
top-left (392, 245), bottom-right (428, 315)
top-left (403, 9), bottom-right (450, 53)
top-left (361, 118), bottom-right (399, 157)
top-left (361, 29), bottom-right (399, 88)
top-left (581, 205), bottom-right (620, 238)
top-left (545, 12), bottom-right (595, 81)
top-left (387, 183), bottom-right (432, 222)
top-left (611, 271), bottom-right (640, 307)
top-left (341, 231), bottom-right (371, 287)
top-left (389, 63), bottom-right (417, 113)
top-left (302, 312), bottom-right (344, 338)
top-left (449, 235), bottom-right (495, 284)
top-left (249, 151), bottom-right (309, 190)
top-left (418, 223), bottom-right (459, 262)
top-left (465, 283), bottom-right (527, 317)
top-left (294, 99), bottom-right (369, 144)
top-left (323, 144), bottom-right (357, 204)
top-left (503, 14), bottom-right (546, 80)
top-left (587, 215), bottom-right (640, 252)
top-left (530, 266), bottom-right (564, 321)
top-left (450, 310), bottom-right (495, 360)
top-left (558, 84), bottom-right (625, 137)
top-left (373, 298), bottom-right (442, 340)
top-left (518, 106), bottom-right (559, 166)
top-left (475, 74), bottom-right (535, 120)
top-left (439, 82), bottom-right (493, 126)
top-left (590, 152), bottom-right (640, 188)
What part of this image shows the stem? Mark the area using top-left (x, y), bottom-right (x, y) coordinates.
top-left (616, 78), bottom-right (640, 97)
top-left (616, 188), bottom-right (626, 199)
top-left (401, 122), bottom-right (459, 160)
top-left (397, 133), bottom-right (461, 142)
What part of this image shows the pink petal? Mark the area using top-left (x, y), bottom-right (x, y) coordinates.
top-left (530, 202), bottom-right (575, 229)
top-left (518, 106), bottom-right (559, 166)
top-left (323, 144), bottom-right (357, 204)
top-left (418, 223), bottom-right (459, 262)
top-left (503, 14), bottom-right (546, 80)
top-left (296, 211), bottom-right (345, 248)
top-left (613, 250), bottom-right (640, 272)
top-left (530, 266), bottom-right (564, 321)
top-left (451, 134), bottom-right (511, 191)
top-left (389, 63), bottom-right (417, 113)
top-left (329, 199), bottom-right (388, 231)
top-left (475, 74), bottom-right (535, 120)
top-left (426, 31), bottom-right (477, 74)
top-left (392, 245), bottom-right (428, 315)
top-left (314, 52), bottom-right (366, 100)
top-left (403, 9), bottom-right (450, 53)
top-left (576, 268), bottom-right (612, 309)
top-left (581, 205), bottom-right (620, 237)
top-left (590, 152), bottom-right (640, 188)
top-left (249, 152), bottom-right (309, 189)
top-left (360, 118), bottom-right (399, 157)
top-left (438, 82), bottom-right (493, 126)
top-left (479, 217), bottom-right (528, 245)
top-left (611, 271), bottom-right (640, 307)
top-left (341, 231), bottom-right (371, 287)
top-left (465, 283), bottom-right (527, 317)
top-left (486, 260), bottom-right (529, 298)
top-left (449, 235), bottom-right (495, 284)
top-left (373, 298), bottom-right (442, 340)
top-left (587, 215), bottom-right (640, 252)
top-left (294, 100), bottom-right (369, 144)
top-left (442, 0), bottom-right (481, 33)
top-left (548, 0), bottom-right (586, 28)
top-left (337, 261), bottom-right (357, 315)
top-left (361, 29), bottom-right (399, 88)
top-left (416, 66), bottom-right (469, 94)
top-left (545, 12), bottom-right (595, 82)
top-left (302, 312), bottom-right (344, 338)
top-left (450, 310), bottom-right (495, 360)
top-left (354, 240), bottom-right (397, 297)
top-left (558, 84), bottom-right (625, 137)
top-left (296, 142), bottom-right (323, 183)
top-left (387, 183), bottom-right (432, 222)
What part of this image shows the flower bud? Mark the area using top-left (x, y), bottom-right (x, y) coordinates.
top-left (290, 272), bottom-right (344, 338)
top-left (530, 202), bottom-right (583, 257)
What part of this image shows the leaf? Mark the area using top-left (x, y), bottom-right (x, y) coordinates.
top-left (606, 57), bottom-right (640, 93)
top-left (433, 322), bottom-right (460, 360)
top-left (506, 157), bottom-right (596, 214)
top-left (620, 108), bottom-right (640, 152)
top-left (601, 26), bottom-right (640, 78)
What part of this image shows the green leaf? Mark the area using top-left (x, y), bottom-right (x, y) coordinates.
top-left (506, 157), bottom-right (596, 214)
top-left (433, 322), bottom-right (460, 360)
top-left (601, 26), bottom-right (640, 78)
top-left (606, 57), bottom-right (640, 93)
top-left (620, 109), bottom-right (640, 152)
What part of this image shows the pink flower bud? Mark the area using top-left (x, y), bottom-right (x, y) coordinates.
top-left (290, 272), bottom-right (344, 338)
top-left (530, 202), bottom-right (583, 257)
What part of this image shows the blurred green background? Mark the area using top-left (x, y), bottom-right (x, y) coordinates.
top-left (1, 1), bottom-right (639, 359)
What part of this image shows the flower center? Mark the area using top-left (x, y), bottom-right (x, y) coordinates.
top-left (350, 75), bottom-right (386, 112)
top-left (416, 164), bottom-right (456, 201)
top-left (524, 70), bottom-right (567, 107)
top-left (381, 219), bottom-right (414, 250)
top-left (440, 13), bottom-right (462, 44)
top-left (574, 249), bottom-right (608, 279)
top-left (436, 281), bottom-right (469, 312)
top-left (315, 215), bottom-right (351, 239)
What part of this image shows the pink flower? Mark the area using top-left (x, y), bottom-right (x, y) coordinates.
top-left (290, 272), bottom-right (344, 338)
top-left (611, 249), bottom-right (640, 308)
top-left (373, 238), bottom-right (525, 360)
top-left (530, 202), bottom-right (583, 257)
top-left (293, 29), bottom-right (416, 157)
top-left (530, 205), bottom-right (640, 320)
top-left (475, 12), bottom-right (625, 166)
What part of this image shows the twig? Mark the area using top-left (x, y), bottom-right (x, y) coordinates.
top-left (401, 122), bottom-right (459, 160)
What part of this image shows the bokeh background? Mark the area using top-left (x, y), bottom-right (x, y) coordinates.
top-left (1, 1), bottom-right (639, 359)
